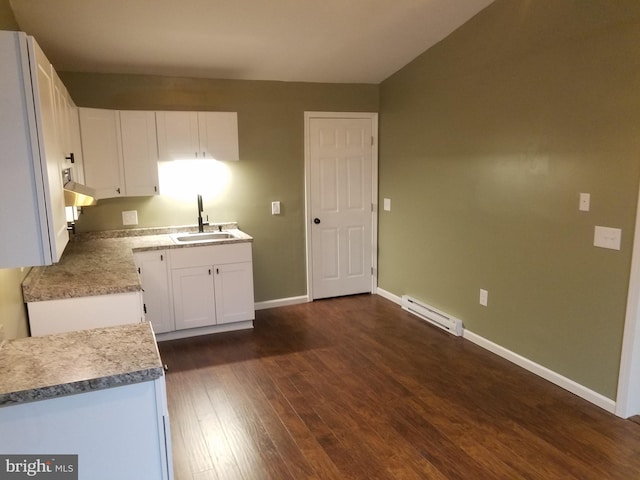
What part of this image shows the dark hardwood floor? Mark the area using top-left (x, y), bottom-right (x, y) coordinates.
top-left (158, 294), bottom-right (640, 480)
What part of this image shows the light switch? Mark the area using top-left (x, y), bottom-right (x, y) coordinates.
top-left (594, 226), bottom-right (621, 250)
top-left (383, 198), bottom-right (391, 211)
top-left (271, 201), bottom-right (281, 215)
top-left (479, 289), bottom-right (488, 307)
top-left (122, 210), bottom-right (138, 226)
top-left (579, 193), bottom-right (590, 212)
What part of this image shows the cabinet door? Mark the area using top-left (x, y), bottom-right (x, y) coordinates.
top-left (52, 72), bottom-right (70, 166)
top-left (79, 108), bottom-right (125, 199)
top-left (156, 111), bottom-right (199, 161)
top-left (198, 112), bottom-right (239, 161)
top-left (214, 262), bottom-right (255, 324)
top-left (120, 111), bottom-right (159, 196)
top-left (135, 250), bottom-right (173, 334)
top-left (54, 75), bottom-right (85, 185)
top-left (0, 32), bottom-right (69, 267)
top-left (69, 105), bottom-right (86, 184)
top-left (30, 39), bottom-right (69, 262)
top-left (172, 266), bottom-right (216, 330)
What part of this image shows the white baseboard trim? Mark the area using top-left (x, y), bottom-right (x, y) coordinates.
top-left (156, 320), bottom-right (254, 341)
top-left (374, 289), bottom-right (616, 414)
top-left (463, 329), bottom-right (617, 414)
top-left (255, 295), bottom-right (309, 311)
top-left (376, 287), bottom-right (402, 305)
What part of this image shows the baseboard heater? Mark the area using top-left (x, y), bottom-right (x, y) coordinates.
top-left (401, 295), bottom-right (463, 336)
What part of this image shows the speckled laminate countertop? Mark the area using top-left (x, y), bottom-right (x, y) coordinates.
top-left (0, 322), bottom-right (163, 406)
top-left (22, 224), bottom-right (252, 302)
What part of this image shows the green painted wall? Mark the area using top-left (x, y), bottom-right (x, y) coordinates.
top-left (0, 267), bottom-right (30, 339)
top-left (0, 0), bottom-right (17, 30)
top-left (60, 73), bottom-right (379, 302)
top-left (378, 0), bottom-right (640, 399)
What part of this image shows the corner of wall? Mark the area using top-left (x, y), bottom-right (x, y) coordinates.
top-left (0, 0), bottom-right (19, 30)
top-left (0, 267), bottom-right (31, 339)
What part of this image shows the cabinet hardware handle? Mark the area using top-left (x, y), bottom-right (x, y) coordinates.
top-left (143, 304), bottom-right (147, 314)
top-left (65, 153), bottom-right (75, 163)
top-left (160, 254), bottom-right (163, 261)
top-left (116, 187), bottom-right (121, 194)
top-left (137, 267), bottom-right (141, 274)
top-left (208, 269), bottom-right (212, 275)
top-left (216, 268), bottom-right (219, 274)
top-left (154, 185), bottom-right (158, 192)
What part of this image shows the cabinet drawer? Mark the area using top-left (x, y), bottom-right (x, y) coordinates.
top-left (169, 242), bottom-right (252, 268)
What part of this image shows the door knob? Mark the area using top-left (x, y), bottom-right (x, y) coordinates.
top-left (313, 218), bottom-right (320, 224)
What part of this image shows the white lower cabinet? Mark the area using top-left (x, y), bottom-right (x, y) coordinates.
top-left (172, 265), bottom-right (216, 330)
top-left (0, 376), bottom-right (173, 480)
top-left (214, 262), bottom-right (254, 324)
top-left (136, 243), bottom-right (255, 338)
top-left (27, 291), bottom-right (144, 337)
top-left (134, 250), bottom-right (173, 334)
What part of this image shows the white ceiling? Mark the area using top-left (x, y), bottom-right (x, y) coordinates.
top-left (10, 0), bottom-right (494, 84)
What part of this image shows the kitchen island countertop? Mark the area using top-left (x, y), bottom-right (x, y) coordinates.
top-left (0, 322), bottom-right (163, 406)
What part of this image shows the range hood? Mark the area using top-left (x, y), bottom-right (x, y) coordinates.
top-left (62, 168), bottom-right (97, 206)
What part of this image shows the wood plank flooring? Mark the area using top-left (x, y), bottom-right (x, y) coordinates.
top-left (157, 294), bottom-right (640, 480)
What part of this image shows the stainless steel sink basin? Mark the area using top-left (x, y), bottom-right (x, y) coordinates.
top-left (170, 231), bottom-right (238, 244)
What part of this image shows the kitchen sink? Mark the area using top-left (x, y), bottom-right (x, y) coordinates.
top-left (169, 231), bottom-right (238, 244)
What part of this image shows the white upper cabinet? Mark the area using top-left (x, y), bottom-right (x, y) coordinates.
top-left (155, 111), bottom-right (199, 160)
top-left (53, 70), bottom-right (84, 183)
top-left (156, 111), bottom-right (239, 161)
top-left (79, 108), bottom-right (125, 199)
top-left (198, 112), bottom-right (239, 161)
top-left (119, 111), bottom-right (160, 196)
top-left (79, 108), bottom-right (159, 199)
top-left (0, 31), bottom-right (69, 267)
top-left (68, 100), bottom-right (85, 184)
top-left (31, 39), bottom-right (69, 263)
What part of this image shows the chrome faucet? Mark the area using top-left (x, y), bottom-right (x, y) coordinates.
top-left (197, 194), bottom-right (209, 233)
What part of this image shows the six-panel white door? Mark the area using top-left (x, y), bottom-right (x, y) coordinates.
top-left (309, 117), bottom-right (373, 299)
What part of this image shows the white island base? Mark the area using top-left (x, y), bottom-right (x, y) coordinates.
top-left (0, 377), bottom-right (172, 480)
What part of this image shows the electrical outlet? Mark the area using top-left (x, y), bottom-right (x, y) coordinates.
top-left (479, 289), bottom-right (488, 307)
top-left (122, 210), bottom-right (138, 226)
top-left (383, 198), bottom-right (391, 211)
top-left (271, 201), bottom-right (281, 215)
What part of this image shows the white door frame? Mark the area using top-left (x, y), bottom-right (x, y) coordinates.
top-left (304, 111), bottom-right (378, 301)
top-left (616, 186), bottom-right (640, 418)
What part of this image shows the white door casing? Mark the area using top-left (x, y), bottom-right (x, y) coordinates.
top-left (305, 112), bottom-right (378, 300)
top-left (617, 185), bottom-right (640, 418)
